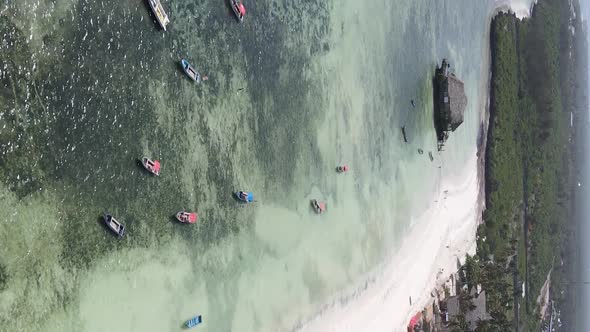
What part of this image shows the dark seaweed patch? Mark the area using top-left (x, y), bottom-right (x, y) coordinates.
top-left (0, 263), bottom-right (7, 291)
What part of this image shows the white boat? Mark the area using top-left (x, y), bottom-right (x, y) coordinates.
top-left (148, 0), bottom-right (170, 31)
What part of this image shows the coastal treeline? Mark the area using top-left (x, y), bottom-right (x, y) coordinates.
top-left (454, 0), bottom-right (587, 331)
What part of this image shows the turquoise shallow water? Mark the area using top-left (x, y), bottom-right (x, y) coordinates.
top-left (1, 0), bottom-right (494, 331)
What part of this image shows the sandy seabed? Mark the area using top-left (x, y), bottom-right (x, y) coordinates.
top-left (298, 153), bottom-right (481, 332)
top-left (296, 0), bottom-right (539, 330)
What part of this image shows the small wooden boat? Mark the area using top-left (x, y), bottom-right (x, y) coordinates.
top-left (230, 0), bottom-right (246, 22)
top-left (185, 315), bottom-right (202, 328)
top-left (142, 157), bottom-right (161, 176)
top-left (103, 213), bottom-right (126, 238)
top-left (181, 59), bottom-right (201, 83)
top-left (234, 191), bottom-right (253, 203)
top-left (176, 211), bottom-right (198, 224)
top-left (148, 0), bottom-right (170, 31)
top-left (311, 199), bottom-right (325, 214)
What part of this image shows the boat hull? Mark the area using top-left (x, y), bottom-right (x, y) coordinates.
top-left (103, 213), bottom-right (126, 238)
top-left (142, 157), bottom-right (160, 176)
top-left (148, 0), bottom-right (170, 31)
top-left (181, 59), bottom-right (201, 83)
top-left (230, 0), bottom-right (244, 22)
top-left (310, 199), bottom-right (324, 214)
top-left (234, 191), bottom-right (252, 202)
top-left (176, 212), bottom-right (197, 224)
top-left (185, 315), bottom-right (202, 328)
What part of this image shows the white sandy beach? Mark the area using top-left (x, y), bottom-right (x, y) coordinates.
top-left (297, 0), bottom-right (540, 330)
top-left (298, 153), bottom-right (481, 332)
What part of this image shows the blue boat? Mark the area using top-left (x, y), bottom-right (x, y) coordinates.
top-left (181, 59), bottom-right (201, 83)
top-left (185, 315), bottom-right (202, 328)
top-left (234, 191), bottom-right (254, 203)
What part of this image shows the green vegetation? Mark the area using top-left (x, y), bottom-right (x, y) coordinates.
top-left (463, 0), bottom-right (586, 330)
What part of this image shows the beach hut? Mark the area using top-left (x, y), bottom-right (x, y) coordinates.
top-left (433, 59), bottom-right (468, 151)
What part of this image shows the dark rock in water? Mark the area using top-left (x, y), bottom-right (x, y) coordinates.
top-left (401, 126), bottom-right (408, 143)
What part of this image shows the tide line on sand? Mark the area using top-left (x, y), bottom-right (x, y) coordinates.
top-left (297, 153), bottom-right (481, 332)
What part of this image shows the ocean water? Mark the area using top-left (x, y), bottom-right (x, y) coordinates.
top-left (0, 0), bottom-right (497, 331)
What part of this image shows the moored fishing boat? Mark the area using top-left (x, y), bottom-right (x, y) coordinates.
top-left (181, 59), bottom-right (201, 83)
top-left (176, 211), bottom-right (198, 224)
top-left (234, 191), bottom-right (253, 203)
top-left (311, 199), bottom-right (325, 214)
top-left (336, 165), bottom-right (349, 173)
top-left (103, 213), bottom-right (126, 238)
top-left (230, 0), bottom-right (246, 22)
top-left (148, 0), bottom-right (170, 31)
top-left (142, 157), bottom-right (161, 176)
top-left (185, 315), bottom-right (202, 328)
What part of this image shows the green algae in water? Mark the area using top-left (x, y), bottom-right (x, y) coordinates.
top-left (0, 0), bottom-right (493, 330)
top-left (0, 187), bottom-right (76, 332)
top-left (0, 263), bottom-right (7, 291)
top-left (0, 0), bottom-right (333, 328)
top-left (0, 15), bottom-right (49, 198)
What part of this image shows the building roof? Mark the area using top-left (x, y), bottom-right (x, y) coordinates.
top-left (445, 289), bottom-right (491, 331)
top-left (466, 290), bottom-right (491, 330)
top-left (446, 295), bottom-right (460, 317)
top-left (447, 74), bottom-right (467, 131)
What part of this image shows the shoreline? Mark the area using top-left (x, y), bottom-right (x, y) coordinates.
top-left (296, 152), bottom-right (482, 332)
top-left (294, 17), bottom-right (494, 332)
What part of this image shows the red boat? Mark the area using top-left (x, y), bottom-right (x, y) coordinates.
top-left (230, 0), bottom-right (245, 22)
top-left (176, 211), bottom-right (198, 224)
top-left (311, 199), bottom-right (326, 214)
top-left (336, 165), bottom-right (349, 173)
top-left (142, 157), bottom-right (161, 176)
top-left (407, 312), bottom-right (423, 332)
